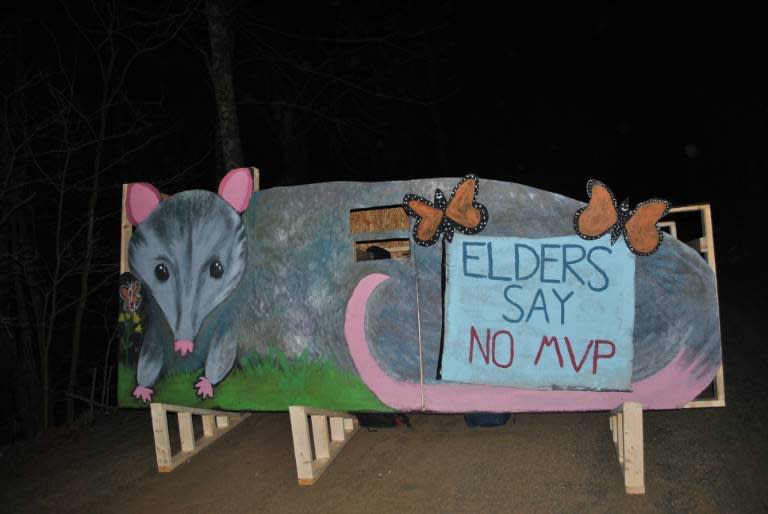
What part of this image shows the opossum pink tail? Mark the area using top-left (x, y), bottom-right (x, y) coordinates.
top-left (344, 273), bottom-right (422, 410)
top-left (344, 273), bottom-right (719, 413)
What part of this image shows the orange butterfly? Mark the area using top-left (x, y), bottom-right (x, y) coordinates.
top-left (403, 174), bottom-right (489, 246)
top-left (120, 280), bottom-right (142, 312)
top-left (574, 179), bottom-right (671, 256)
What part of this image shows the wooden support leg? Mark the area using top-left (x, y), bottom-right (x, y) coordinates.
top-left (149, 403), bottom-right (250, 472)
top-left (202, 415), bottom-right (217, 437)
top-left (289, 406), bottom-right (358, 485)
top-left (609, 402), bottom-right (645, 494)
top-left (616, 412), bottom-right (624, 465)
top-left (330, 416), bottom-right (345, 442)
top-left (150, 403), bottom-right (172, 470)
top-left (311, 415), bottom-right (331, 460)
top-left (178, 411), bottom-right (195, 453)
top-left (289, 407), bottom-right (314, 483)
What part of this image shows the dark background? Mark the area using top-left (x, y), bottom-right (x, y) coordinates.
top-left (1, 1), bottom-right (765, 440)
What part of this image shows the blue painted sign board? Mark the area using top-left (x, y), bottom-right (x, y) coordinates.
top-left (441, 235), bottom-right (636, 391)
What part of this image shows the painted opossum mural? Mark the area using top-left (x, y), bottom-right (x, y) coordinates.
top-left (125, 170), bottom-right (252, 402)
top-left (118, 169), bottom-right (722, 413)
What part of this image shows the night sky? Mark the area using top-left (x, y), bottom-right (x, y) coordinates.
top-left (10, 2), bottom-right (765, 196)
top-left (130, 2), bottom-right (766, 249)
top-left (1, 1), bottom-right (766, 432)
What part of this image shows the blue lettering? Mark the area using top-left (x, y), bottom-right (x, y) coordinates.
top-left (515, 243), bottom-right (540, 281)
top-left (552, 289), bottom-right (574, 325)
top-left (562, 244), bottom-right (586, 285)
top-left (525, 288), bottom-right (550, 323)
top-left (487, 242), bottom-right (512, 281)
top-left (587, 246), bottom-right (611, 292)
top-left (463, 241), bottom-right (487, 279)
top-left (540, 244), bottom-right (561, 284)
top-left (502, 285), bottom-right (525, 323)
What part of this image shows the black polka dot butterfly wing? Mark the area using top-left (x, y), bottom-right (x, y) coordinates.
top-left (403, 174), bottom-right (489, 246)
top-left (403, 188), bottom-right (449, 246)
top-left (574, 179), bottom-right (671, 256)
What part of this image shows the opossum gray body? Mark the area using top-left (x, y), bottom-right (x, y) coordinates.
top-left (126, 170), bottom-right (252, 401)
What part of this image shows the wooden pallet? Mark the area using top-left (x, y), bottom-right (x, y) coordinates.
top-left (150, 403), bottom-right (249, 472)
top-left (288, 406), bottom-right (359, 485)
top-left (609, 402), bottom-right (645, 494)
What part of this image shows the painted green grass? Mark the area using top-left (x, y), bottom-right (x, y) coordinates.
top-left (118, 348), bottom-right (391, 412)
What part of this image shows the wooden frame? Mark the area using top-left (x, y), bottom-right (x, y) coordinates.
top-left (657, 220), bottom-right (677, 239)
top-left (120, 180), bottom-right (723, 489)
top-left (609, 402), bottom-right (645, 494)
top-left (354, 238), bottom-right (411, 261)
top-left (150, 403), bottom-right (249, 472)
top-left (662, 204), bottom-right (725, 408)
top-left (288, 406), bottom-right (358, 485)
top-left (120, 183), bottom-right (132, 274)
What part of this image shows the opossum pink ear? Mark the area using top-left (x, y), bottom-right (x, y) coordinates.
top-left (218, 167), bottom-right (253, 213)
top-left (126, 182), bottom-right (162, 226)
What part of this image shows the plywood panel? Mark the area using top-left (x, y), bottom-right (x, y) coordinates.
top-left (349, 205), bottom-right (409, 233)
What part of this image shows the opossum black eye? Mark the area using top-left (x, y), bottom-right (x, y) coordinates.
top-left (154, 263), bottom-right (169, 282)
top-left (210, 260), bottom-right (224, 279)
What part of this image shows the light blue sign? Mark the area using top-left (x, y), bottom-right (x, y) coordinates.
top-left (441, 235), bottom-right (636, 391)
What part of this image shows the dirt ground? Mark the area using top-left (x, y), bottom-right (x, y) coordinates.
top-left (2, 281), bottom-right (767, 514)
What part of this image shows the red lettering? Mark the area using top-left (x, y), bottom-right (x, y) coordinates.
top-left (592, 339), bottom-right (616, 374)
top-left (534, 336), bottom-right (564, 368)
top-left (491, 330), bottom-right (514, 368)
top-left (564, 337), bottom-right (593, 373)
top-left (469, 326), bottom-right (490, 364)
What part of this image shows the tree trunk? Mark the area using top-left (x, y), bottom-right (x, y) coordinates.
top-left (65, 167), bottom-right (99, 425)
top-left (10, 213), bottom-right (44, 432)
top-left (2, 222), bottom-right (41, 439)
top-left (279, 107), bottom-right (309, 184)
top-left (207, 0), bottom-right (243, 174)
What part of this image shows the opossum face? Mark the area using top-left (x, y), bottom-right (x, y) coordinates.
top-left (126, 169), bottom-right (252, 345)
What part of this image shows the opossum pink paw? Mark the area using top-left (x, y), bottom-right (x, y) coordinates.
top-left (132, 385), bottom-right (154, 403)
top-left (174, 339), bottom-right (194, 357)
top-left (195, 377), bottom-right (214, 399)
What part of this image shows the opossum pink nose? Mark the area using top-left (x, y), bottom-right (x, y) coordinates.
top-left (174, 339), bottom-right (194, 357)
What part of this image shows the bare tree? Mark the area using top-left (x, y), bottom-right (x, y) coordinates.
top-left (61, 0), bottom-right (197, 424)
top-left (207, 0), bottom-right (244, 174)
top-left (1, 1), bottom-right (199, 432)
top-left (0, 31), bottom-right (71, 430)
top-left (231, 7), bottom-right (459, 183)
